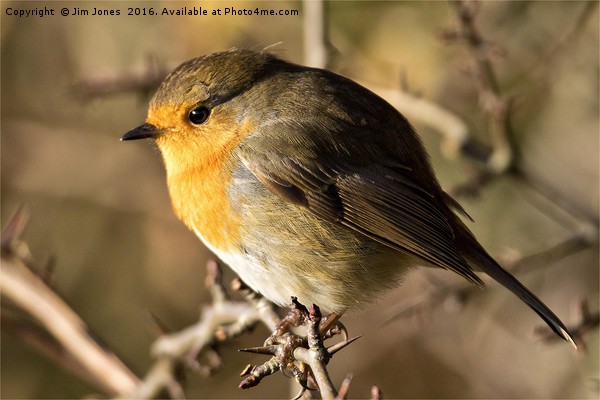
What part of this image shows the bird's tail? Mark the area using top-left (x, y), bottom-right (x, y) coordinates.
top-left (454, 221), bottom-right (577, 348)
top-left (477, 251), bottom-right (576, 348)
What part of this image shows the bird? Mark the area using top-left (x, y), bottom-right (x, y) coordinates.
top-left (122, 48), bottom-right (575, 346)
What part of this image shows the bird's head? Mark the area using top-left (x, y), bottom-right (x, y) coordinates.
top-left (122, 48), bottom-right (279, 175)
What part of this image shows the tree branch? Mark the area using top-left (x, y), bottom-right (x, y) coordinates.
top-left (0, 209), bottom-right (140, 397)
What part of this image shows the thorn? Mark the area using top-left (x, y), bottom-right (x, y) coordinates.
top-left (40, 256), bottom-right (56, 285)
top-left (204, 259), bottom-right (222, 288)
top-left (327, 335), bottom-right (362, 356)
top-left (371, 385), bottom-right (382, 400)
top-left (239, 345), bottom-right (276, 355)
top-left (336, 373), bottom-right (353, 399)
top-left (1, 205), bottom-right (30, 251)
top-left (144, 311), bottom-right (169, 337)
top-left (240, 364), bottom-right (253, 377)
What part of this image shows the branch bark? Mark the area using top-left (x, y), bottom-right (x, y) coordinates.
top-left (1, 214), bottom-right (140, 396)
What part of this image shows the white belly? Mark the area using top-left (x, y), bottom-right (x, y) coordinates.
top-left (194, 228), bottom-right (296, 307)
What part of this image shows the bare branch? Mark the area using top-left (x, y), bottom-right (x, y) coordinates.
top-left (303, 0), bottom-right (331, 68)
top-left (1, 211), bottom-right (358, 399)
top-left (134, 260), bottom-right (275, 398)
top-left (366, 85), bottom-right (471, 161)
top-left (387, 234), bottom-right (595, 334)
top-left (72, 55), bottom-right (169, 101)
top-left (0, 210), bottom-right (140, 397)
top-left (520, 1), bottom-right (598, 84)
top-left (451, 0), bottom-right (515, 174)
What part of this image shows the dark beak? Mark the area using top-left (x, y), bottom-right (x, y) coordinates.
top-left (121, 123), bottom-right (161, 141)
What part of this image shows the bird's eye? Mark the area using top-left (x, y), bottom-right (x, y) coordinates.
top-left (188, 106), bottom-right (210, 125)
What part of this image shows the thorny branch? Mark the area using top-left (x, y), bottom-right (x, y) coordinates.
top-left (442, 0), bottom-right (598, 303)
top-left (1, 210), bottom-right (365, 399)
top-left (445, 0), bottom-right (598, 217)
top-left (239, 299), bottom-right (360, 400)
top-left (374, 3), bottom-right (598, 347)
top-left (130, 259), bottom-right (283, 398)
top-left (445, 0), bottom-right (515, 182)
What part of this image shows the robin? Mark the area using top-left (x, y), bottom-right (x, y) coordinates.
top-left (123, 48), bottom-right (574, 346)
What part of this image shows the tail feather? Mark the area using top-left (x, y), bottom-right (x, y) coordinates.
top-left (476, 253), bottom-right (577, 348)
top-left (453, 219), bottom-right (577, 348)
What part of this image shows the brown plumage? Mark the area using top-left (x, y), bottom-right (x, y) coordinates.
top-left (123, 48), bottom-right (575, 346)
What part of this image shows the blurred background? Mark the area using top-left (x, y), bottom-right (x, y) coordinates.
top-left (1, 1), bottom-right (598, 398)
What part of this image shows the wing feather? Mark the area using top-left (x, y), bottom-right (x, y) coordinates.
top-left (238, 135), bottom-right (483, 285)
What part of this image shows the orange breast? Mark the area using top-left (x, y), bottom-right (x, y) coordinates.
top-left (167, 158), bottom-right (241, 252)
top-left (149, 101), bottom-right (256, 253)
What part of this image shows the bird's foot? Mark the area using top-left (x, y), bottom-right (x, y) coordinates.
top-left (239, 298), bottom-right (360, 394)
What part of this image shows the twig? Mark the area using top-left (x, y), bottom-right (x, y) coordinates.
top-left (231, 277), bottom-right (281, 332)
top-left (297, 305), bottom-right (336, 398)
top-left (518, 1), bottom-right (598, 85)
top-left (367, 85), bottom-right (471, 161)
top-left (515, 171), bottom-right (600, 238)
top-left (506, 233), bottom-right (595, 276)
top-left (0, 312), bottom-right (123, 394)
top-left (303, 0), bottom-right (331, 69)
top-left (73, 55), bottom-right (169, 101)
top-left (451, 0), bottom-right (515, 174)
top-left (1, 209), bottom-right (353, 398)
top-left (134, 260), bottom-right (278, 398)
top-left (387, 233), bottom-right (594, 331)
top-left (0, 209), bottom-right (140, 397)
top-left (240, 300), bottom-right (359, 399)
top-left (444, 0), bottom-right (599, 230)
top-left (336, 373), bottom-right (353, 399)
top-left (370, 385), bottom-right (383, 400)
top-left (441, 2), bottom-right (598, 292)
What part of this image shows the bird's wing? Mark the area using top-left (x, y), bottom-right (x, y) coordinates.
top-left (237, 119), bottom-right (483, 286)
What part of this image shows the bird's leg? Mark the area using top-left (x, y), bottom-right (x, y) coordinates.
top-left (266, 297), bottom-right (310, 343)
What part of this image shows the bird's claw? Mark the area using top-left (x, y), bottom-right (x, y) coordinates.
top-left (239, 298), bottom-right (358, 391)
